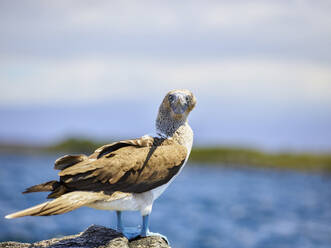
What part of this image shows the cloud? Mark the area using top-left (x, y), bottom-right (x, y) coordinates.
top-left (0, 0), bottom-right (331, 108)
top-left (1, 56), bottom-right (330, 109)
top-left (1, 0), bottom-right (331, 62)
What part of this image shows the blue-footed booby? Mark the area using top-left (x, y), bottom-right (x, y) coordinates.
top-left (5, 89), bottom-right (196, 241)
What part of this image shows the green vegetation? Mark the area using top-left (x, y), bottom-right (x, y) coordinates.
top-left (1, 138), bottom-right (331, 173)
top-left (190, 147), bottom-right (331, 172)
top-left (47, 138), bottom-right (104, 154)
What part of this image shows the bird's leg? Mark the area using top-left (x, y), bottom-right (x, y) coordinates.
top-left (140, 214), bottom-right (169, 244)
top-left (115, 212), bottom-right (168, 243)
top-left (115, 211), bottom-right (141, 240)
top-left (140, 214), bottom-right (150, 236)
top-left (116, 211), bottom-right (124, 232)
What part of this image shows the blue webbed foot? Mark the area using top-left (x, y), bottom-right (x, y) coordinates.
top-left (140, 214), bottom-right (169, 244)
top-left (141, 230), bottom-right (169, 244)
top-left (115, 212), bottom-right (169, 244)
top-left (120, 226), bottom-right (142, 240)
top-left (120, 226), bottom-right (169, 244)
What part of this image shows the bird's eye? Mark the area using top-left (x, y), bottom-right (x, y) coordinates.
top-left (168, 95), bottom-right (175, 102)
top-left (185, 96), bottom-right (190, 102)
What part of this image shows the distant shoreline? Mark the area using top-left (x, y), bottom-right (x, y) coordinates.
top-left (1, 138), bottom-right (330, 173)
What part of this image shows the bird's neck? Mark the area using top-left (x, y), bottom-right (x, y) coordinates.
top-left (155, 107), bottom-right (186, 137)
top-left (155, 106), bottom-right (193, 149)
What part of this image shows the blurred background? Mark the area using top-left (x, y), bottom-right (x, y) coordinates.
top-left (1, 1), bottom-right (331, 247)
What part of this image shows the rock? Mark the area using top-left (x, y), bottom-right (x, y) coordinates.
top-left (0, 225), bottom-right (170, 248)
top-left (0, 242), bottom-right (30, 248)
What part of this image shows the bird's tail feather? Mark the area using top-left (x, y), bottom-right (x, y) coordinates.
top-left (23, 180), bottom-right (60, 194)
top-left (5, 191), bottom-right (130, 219)
top-left (5, 191), bottom-right (96, 219)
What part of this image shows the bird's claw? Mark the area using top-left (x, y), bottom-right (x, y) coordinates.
top-left (143, 230), bottom-right (169, 244)
top-left (118, 227), bottom-right (169, 244)
top-left (118, 226), bottom-right (142, 240)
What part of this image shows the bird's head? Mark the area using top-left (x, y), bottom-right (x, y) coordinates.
top-left (156, 89), bottom-right (196, 137)
top-left (162, 89), bottom-right (196, 120)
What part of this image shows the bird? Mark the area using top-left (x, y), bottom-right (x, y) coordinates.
top-left (5, 89), bottom-right (196, 241)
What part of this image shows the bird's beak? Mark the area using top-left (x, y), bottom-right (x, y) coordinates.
top-left (172, 95), bottom-right (188, 114)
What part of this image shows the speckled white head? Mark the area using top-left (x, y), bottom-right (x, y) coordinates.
top-left (162, 89), bottom-right (196, 120)
top-left (156, 89), bottom-right (196, 136)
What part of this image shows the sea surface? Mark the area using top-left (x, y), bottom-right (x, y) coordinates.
top-left (0, 154), bottom-right (331, 248)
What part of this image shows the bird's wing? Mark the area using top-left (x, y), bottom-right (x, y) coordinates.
top-left (58, 136), bottom-right (187, 194)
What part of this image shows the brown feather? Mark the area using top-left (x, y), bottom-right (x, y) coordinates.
top-left (54, 154), bottom-right (88, 170)
top-left (11, 136), bottom-right (186, 218)
top-left (23, 180), bottom-right (60, 194)
top-left (58, 136), bottom-right (187, 194)
top-left (5, 191), bottom-right (129, 219)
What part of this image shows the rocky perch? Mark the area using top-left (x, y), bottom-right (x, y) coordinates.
top-left (0, 225), bottom-right (170, 248)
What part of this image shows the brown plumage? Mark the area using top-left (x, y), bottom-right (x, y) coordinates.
top-left (6, 191), bottom-right (130, 218)
top-left (6, 136), bottom-right (187, 218)
top-left (58, 136), bottom-right (186, 194)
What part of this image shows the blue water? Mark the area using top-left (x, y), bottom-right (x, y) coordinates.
top-left (0, 154), bottom-right (331, 248)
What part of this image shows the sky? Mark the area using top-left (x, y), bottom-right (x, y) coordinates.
top-left (0, 0), bottom-right (331, 151)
